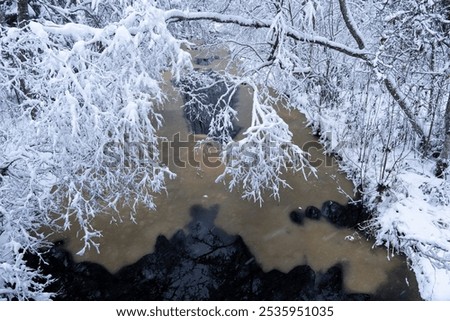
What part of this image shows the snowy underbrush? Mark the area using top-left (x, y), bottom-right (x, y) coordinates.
top-left (373, 165), bottom-right (450, 300)
top-left (293, 93), bottom-right (450, 300)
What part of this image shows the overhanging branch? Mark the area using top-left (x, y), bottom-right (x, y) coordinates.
top-left (164, 10), bottom-right (368, 59)
top-left (165, 9), bottom-right (426, 141)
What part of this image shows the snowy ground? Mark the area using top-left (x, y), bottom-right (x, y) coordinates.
top-left (374, 165), bottom-right (450, 300)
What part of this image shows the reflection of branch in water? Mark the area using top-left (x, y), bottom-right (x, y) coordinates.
top-left (193, 239), bottom-right (239, 261)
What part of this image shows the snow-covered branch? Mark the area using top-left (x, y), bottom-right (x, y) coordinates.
top-left (0, 1), bottom-right (192, 299)
top-left (0, 0), bottom-right (448, 301)
top-left (164, 9), bottom-right (369, 59)
top-left (216, 85), bottom-right (316, 204)
top-left (164, 7), bottom-right (431, 141)
top-left (383, 76), bottom-right (426, 140)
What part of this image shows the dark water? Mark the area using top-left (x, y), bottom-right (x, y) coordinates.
top-left (31, 204), bottom-right (418, 300)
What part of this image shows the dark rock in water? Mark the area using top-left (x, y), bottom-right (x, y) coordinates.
top-left (305, 206), bottom-right (321, 220)
top-left (177, 70), bottom-right (241, 141)
top-left (289, 209), bottom-right (305, 225)
top-left (290, 206), bottom-right (320, 225)
top-left (321, 201), bottom-right (346, 226)
top-left (345, 202), bottom-right (369, 228)
top-left (321, 200), bottom-right (369, 228)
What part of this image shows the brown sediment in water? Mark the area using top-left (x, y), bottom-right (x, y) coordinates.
top-left (49, 46), bottom-right (419, 298)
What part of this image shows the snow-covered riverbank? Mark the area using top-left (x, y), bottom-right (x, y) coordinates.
top-left (293, 93), bottom-right (450, 300)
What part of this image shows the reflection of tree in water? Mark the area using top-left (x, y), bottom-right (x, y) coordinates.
top-left (177, 70), bottom-right (241, 141)
top-left (27, 205), bottom-right (391, 300)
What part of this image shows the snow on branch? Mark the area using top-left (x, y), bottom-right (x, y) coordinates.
top-left (383, 75), bottom-right (426, 139)
top-left (164, 6), bottom-right (430, 142)
top-left (0, 1), bottom-right (192, 299)
top-left (216, 85), bottom-right (316, 205)
top-left (164, 9), bottom-right (369, 59)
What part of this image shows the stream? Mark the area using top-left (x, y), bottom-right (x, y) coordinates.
top-left (41, 46), bottom-right (420, 300)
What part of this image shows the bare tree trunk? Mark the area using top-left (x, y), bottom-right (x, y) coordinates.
top-left (337, 0), bottom-right (426, 142)
top-left (17, 0), bottom-right (29, 27)
top-left (338, 0), bottom-right (365, 49)
top-left (440, 95), bottom-right (450, 160)
top-left (0, 3), bottom-right (6, 26)
top-left (435, 95), bottom-right (450, 177)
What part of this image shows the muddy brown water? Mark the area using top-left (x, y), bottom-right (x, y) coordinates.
top-left (49, 46), bottom-right (420, 299)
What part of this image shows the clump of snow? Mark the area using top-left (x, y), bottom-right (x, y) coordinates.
top-left (29, 22), bottom-right (49, 41)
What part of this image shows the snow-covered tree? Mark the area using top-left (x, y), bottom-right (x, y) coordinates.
top-left (0, 0), bottom-right (190, 300)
